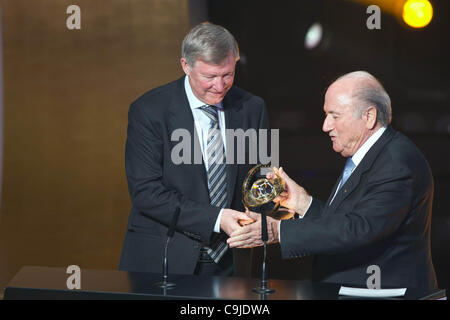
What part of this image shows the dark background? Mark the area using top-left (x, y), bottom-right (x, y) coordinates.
top-left (209, 0), bottom-right (450, 288)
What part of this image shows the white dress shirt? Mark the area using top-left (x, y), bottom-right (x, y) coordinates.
top-left (184, 76), bottom-right (226, 233)
top-left (329, 126), bottom-right (386, 204)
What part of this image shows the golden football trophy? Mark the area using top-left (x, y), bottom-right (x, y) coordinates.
top-left (240, 163), bottom-right (291, 294)
top-left (242, 163), bottom-right (293, 221)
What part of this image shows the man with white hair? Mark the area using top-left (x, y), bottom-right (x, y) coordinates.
top-left (119, 23), bottom-right (268, 276)
top-left (228, 71), bottom-right (438, 289)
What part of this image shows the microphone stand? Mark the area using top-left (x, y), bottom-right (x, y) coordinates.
top-left (252, 211), bottom-right (275, 294)
top-left (155, 237), bottom-right (176, 288)
top-left (154, 207), bottom-right (180, 289)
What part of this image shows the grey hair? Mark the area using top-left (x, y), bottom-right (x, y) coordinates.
top-left (181, 22), bottom-right (239, 67)
top-left (336, 71), bottom-right (392, 126)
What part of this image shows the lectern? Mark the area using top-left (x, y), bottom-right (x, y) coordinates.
top-left (3, 266), bottom-right (446, 300)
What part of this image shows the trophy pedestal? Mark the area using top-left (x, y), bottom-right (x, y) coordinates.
top-left (252, 231), bottom-right (275, 294)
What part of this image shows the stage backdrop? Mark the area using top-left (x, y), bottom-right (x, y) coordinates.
top-left (0, 0), bottom-right (190, 290)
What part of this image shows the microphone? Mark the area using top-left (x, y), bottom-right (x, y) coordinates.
top-left (154, 207), bottom-right (180, 289)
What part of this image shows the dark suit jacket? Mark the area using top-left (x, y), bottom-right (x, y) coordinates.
top-left (280, 126), bottom-right (438, 289)
top-left (119, 76), bottom-right (268, 274)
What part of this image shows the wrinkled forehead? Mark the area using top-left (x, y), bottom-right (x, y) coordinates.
top-left (336, 93), bottom-right (353, 107)
top-left (192, 51), bottom-right (238, 68)
top-left (324, 81), bottom-right (355, 111)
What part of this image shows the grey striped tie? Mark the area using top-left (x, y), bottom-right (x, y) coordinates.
top-left (200, 105), bottom-right (228, 263)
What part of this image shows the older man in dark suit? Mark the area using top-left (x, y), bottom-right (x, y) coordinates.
top-left (119, 23), bottom-right (269, 276)
top-left (228, 71), bottom-right (438, 289)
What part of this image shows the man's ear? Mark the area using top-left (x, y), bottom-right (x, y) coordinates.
top-left (364, 106), bottom-right (377, 130)
top-left (180, 58), bottom-right (191, 76)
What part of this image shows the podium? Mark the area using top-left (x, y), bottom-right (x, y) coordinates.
top-left (3, 266), bottom-right (446, 300)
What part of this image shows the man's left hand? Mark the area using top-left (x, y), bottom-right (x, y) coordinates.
top-left (227, 210), bottom-right (280, 248)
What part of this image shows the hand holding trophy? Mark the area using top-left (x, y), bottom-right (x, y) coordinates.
top-left (239, 164), bottom-right (294, 225)
top-left (230, 164), bottom-right (310, 249)
top-left (237, 163), bottom-right (292, 294)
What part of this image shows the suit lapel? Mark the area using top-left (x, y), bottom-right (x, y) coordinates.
top-left (327, 126), bottom-right (397, 211)
top-left (325, 172), bottom-right (343, 208)
top-left (167, 77), bottom-right (209, 196)
top-left (223, 90), bottom-right (244, 207)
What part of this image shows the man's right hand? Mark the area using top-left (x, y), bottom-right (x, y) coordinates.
top-left (220, 208), bottom-right (254, 236)
top-left (268, 167), bottom-right (312, 217)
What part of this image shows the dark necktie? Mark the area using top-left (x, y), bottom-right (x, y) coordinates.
top-left (337, 158), bottom-right (355, 193)
top-left (329, 158), bottom-right (355, 205)
top-left (200, 105), bottom-right (228, 263)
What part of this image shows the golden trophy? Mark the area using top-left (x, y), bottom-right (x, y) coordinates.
top-left (242, 163), bottom-right (293, 221)
top-left (240, 163), bottom-right (291, 294)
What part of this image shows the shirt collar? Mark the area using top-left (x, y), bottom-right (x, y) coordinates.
top-left (351, 126), bottom-right (386, 167)
top-left (184, 75), bottom-right (223, 111)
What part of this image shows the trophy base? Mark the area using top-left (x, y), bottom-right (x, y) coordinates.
top-left (153, 281), bottom-right (176, 289)
top-left (252, 286), bottom-right (275, 294)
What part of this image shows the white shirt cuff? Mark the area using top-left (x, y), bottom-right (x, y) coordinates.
top-left (300, 196), bottom-right (313, 218)
top-left (214, 208), bottom-right (223, 233)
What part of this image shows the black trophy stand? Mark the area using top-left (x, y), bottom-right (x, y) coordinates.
top-left (252, 211), bottom-right (275, 294)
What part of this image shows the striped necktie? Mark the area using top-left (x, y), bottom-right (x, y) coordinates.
top-left (200, 105), bottom-right (228, 263)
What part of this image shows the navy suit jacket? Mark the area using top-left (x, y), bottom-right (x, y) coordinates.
top-left (280, 126), bottom-right (438, 289)
top-left (119, 77), bottom-right (268, 274)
